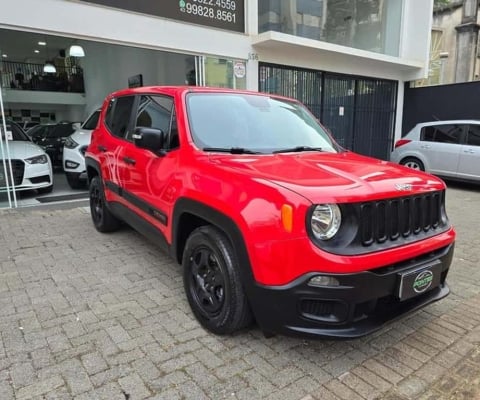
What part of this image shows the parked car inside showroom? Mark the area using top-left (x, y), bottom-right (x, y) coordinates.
top-left (390, 119), bottom-right (480, 182)
top-left (63, 108), bottom-right (100, 189)
top-left (30, 122), bottom-right (75, 167)
top-left (0, 120), bottom-right (53, 193)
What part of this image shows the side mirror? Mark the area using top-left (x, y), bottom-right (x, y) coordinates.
top-left (72, 122), bottom-right (81, 130)
top-left (132, 127), bottom-right (165, 152)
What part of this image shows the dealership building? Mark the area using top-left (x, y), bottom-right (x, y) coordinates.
top-left (0, 0), bottom-right (433, 208)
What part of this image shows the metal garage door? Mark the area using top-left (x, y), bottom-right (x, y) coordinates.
top-left (259, 63), bottom-right (397, 160)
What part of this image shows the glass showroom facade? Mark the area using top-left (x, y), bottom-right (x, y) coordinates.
top-left (0, 0), bottom-right (433, 208)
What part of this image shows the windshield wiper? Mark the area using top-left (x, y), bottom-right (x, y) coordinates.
top-left (273, 146), bottom-right (323, 154)
top-left (203, 147), bottom-right (261, 154)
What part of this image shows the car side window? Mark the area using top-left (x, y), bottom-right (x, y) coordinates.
top-left (466, 125), bottom-right (480, 146)
top-left (130, 95), bottom-right (176, 148)
top-left (421, 124), bottom-right (463, 144)
top-left (106, 96), bottom-right (135, 138)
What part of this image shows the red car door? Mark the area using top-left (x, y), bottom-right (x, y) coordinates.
top-left (120, 94), bottom-right (180, 241)
top-left (96, 95), bottom-right (136, 204)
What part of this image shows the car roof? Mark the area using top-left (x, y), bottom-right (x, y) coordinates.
top-left (107, 85), bottom-right (297, 103)
top-left (415, 119), bottom-right (480, 127)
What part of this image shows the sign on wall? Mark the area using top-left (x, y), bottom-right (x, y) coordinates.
top-left (78, 0), bottom-right (245, 33)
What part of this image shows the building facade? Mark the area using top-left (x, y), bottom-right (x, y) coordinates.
top-left (0, 0), bottom-right (434, 206)
top-left (415, 0), bottom-right (480, 86)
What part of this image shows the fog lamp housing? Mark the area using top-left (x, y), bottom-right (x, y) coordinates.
top-left (308, 275), bottom-right (340, 287)
top-left (65, 161), bottom-right (79, 169)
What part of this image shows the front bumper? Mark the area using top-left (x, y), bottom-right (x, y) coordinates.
top-left (249, 243), bottom-right (454, 339)
top-left (63, 146), bottom-right (86, 175)
top-left (0, 159), bottom-right (52, 192)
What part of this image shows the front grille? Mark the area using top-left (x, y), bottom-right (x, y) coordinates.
top-left (0, 159), bottom-right (24, 186)
top-left (80, 145), bottom-right (88, 156)
top-left (358, 191), bottom-right (444, 247)
top-left (309, 190), bottom-right (449, 255)
top-left (30, 175), bottom-right (51, 184)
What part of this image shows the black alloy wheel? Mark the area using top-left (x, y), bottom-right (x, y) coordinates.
top-left (183, 226), bottom-right (253, 335)
top-left (189, 246), bottom-right (226, 318)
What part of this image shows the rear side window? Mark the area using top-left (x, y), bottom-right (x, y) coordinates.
top-left (82, 110), bottom-right (100, 130)
top-left (421, 124), bottom-right (463, 144)
top-left (105, 96), bottom-right (135, 138)
top-left (466, 124), bottom-right (480, 146)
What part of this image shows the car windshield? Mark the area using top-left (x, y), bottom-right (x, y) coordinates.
top-left (186, 93), bottom-right (339, 154)
top-left (0, 121), bottom-right (30, 141)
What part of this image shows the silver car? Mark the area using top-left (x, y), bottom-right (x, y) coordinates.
top-left (390, 120), bottom-right (480, 182)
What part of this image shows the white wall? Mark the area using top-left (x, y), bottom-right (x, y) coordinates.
top-left (400, 0), bottom-right (434, 79)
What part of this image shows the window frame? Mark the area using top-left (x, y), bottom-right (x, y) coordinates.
top-left (130, 93), bottom-right (178, 151)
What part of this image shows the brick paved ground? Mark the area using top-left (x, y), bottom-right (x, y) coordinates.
top-left (0, 183), bottom-right (479, 399)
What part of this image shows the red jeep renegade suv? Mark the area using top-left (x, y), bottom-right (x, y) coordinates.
top-left (85, 86), bottom-right (455, 339)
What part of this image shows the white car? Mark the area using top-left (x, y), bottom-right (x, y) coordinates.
top-left (0, 120), bottom-right (53, 193)
top-left (391, 119), bottom-right (480, 183)
top-left (63, 109), bottom-right (100, 189)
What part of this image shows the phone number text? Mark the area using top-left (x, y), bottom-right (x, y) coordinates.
top-left (180, 2), bottom-right (237, 23)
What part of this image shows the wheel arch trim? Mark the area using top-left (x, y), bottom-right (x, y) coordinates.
top-left (85, 157), bottom-right (101, 183)
top-left (172, 197), bottom-right (255, 286)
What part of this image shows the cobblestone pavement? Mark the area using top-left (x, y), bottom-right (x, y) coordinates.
top-left (0, 183), bottom-right (479, 400)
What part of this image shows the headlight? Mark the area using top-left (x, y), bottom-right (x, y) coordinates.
top-left (64, 136), bottom-right (79, 149)
top-left (25, 154), bottom-right (48, 164)
top-left (311, 204), bottom-right (342, 240)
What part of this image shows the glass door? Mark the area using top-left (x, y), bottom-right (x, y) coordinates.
top-left (0, 52), bottom-right (18, 208)
top-left (197, 55), bottom-right (246, 89)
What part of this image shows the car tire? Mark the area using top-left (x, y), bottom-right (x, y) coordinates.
top-left (400, 157), bottom-right (425, 171)
top-left (89, 176), bottom-right (121, 233)
top-left (66, 172), bottom-right (85, 189)
top-left (183, 226), bottom-right (253, 335)
top-left (37, 185), bottom-right (53, 194)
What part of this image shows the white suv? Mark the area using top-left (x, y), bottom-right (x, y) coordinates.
top-left (63, 109), bottom-right (100, 189)
top-left (391, 120), bottom-right (480, 183)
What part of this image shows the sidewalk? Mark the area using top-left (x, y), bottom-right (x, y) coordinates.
top-left (0, 183), bottom-right (479, 399)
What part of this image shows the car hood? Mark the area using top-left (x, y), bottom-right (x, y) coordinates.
top-left (207, 151), bottom-right (445, 203)
top-left (70, 128), bottom-right (93, 146)
top-left (0, 140), bottom-right (46, 160)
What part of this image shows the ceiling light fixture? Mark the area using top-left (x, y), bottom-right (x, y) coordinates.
top-left (42, 38), bottom-right (57, 73)
top-left (68, 44), bottom-right (85, 57)
top-left (38, 41), bottom-right (46, 46)
top-left (1, 54), bottom-right (7, 58)
top-left (34, 50), bottom-right (40, 54)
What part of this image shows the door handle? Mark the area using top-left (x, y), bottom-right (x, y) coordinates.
top-left (123, 156), bottom-right (136, 165)
top-left (98, 145), bottom-right (107, 152)
top-left (463, 149), bottom-right (475, 154)
top-left (420, 145), bottom-right (431, 149)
